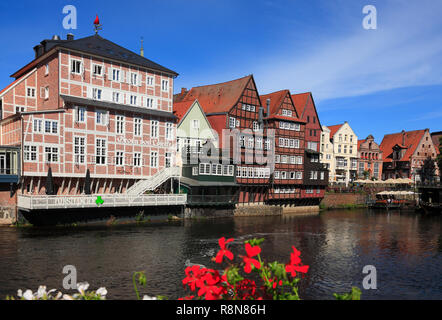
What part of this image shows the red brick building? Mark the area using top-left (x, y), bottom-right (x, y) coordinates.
top-left (292, 92), bottom-right (328, 202)
top-left (178, 75), bottom-right (272, 203)
top-left (0, 33), bottom-right (184, 216)
top-left (260, 90), bottom-right (306, 204)
top-left (380, 129), bottom-right (438, 181)
top-left (357, 135), bottom-right (383, 180)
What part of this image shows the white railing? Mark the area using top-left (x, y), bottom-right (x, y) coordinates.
top-left (17, 193), bottom-right (187, 210)
top-left (125, 166), bottom-right (181, 195)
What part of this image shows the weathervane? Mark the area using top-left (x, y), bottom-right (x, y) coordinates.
top-left (94, 15), bottom-right (102, 34)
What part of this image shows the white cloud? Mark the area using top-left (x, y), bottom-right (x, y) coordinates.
top-left (254, 0), bottom-right (442, 101)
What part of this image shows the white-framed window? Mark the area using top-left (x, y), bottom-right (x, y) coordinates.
top-left (133, 152), bottom-right (142, 167)
top-left (274, 171), bottom-right (280, 179)
top-left (15, 106), bottom-right (26, 114)
top-left (146, 97), bottom-right (155, 109)
top-left (284, 138), bottom-right (290, 147)
top-left (45, 64), bottom-right (49, 76)
top-left (253, 121), bottom-right (259, 131)
top-left (240, 135), bottom-right (245, 148)
top-left (256, 137), bottom-right (263, 150)
top-left (275, 155), bottom-right (280, 163)
top-left (92, 88), bottom-right (102, 100)
top-left (70, 59), bottom-right (82, 74)
top-left (33, 119), bottom-right (42, 133)
top-left (130, 95), bottom-right (137, 106)
top-left (294, 139), bottom-right (300, 148)
top-left (279, 121), bottom-right (285, 129)
top-left (150, 151), bottom-right (158, 168)
top-left (151, 120), bottom-right (159, 138)
top-left (281, 155), bottom-right (288, 163)
top-left (193, 166), bottom-right (199, 176)
top-left (146, 75), bottom-right (154, 86)
top-left (290, 156), bottom-right (295, 164)
top-left (290, 172), bottom-right (296, 179)
top-left (165, 152), bottom-right (172, 168)
top-left (115, 151), bottom-right (124, 166)
top-left (320, 171), bottom-right (325, 180)
top-left (289, 139), bottom-right (295, 148)
top-left (130, 73), bottom-right (138, 86)
top-left (112, 68), bottom-right (121, 82)
top-left (45, 147), bottom-right (58, 163)
top-left (44, 120), bottom-right (58, 134)
top-left (116, 115), bottom-right (125, 134)
top-left (247, 137), bottom-right (254, 149)
top-left (96, 138), bottom-right (107, 165)
top-left (166, 122), bottom-right (173, 140)
top-left (297, 156), bottom-right (303, 164)
top-left (192, 119), bottom-right (200, 129)
top-left (296, 172), bottom-right (303, 180)
top-left (96, 110), bottom-right (108, 125)
top-left (279, 138), bottom-right (284, 147)
top-left (281, 171), bottom-right (287, 179)
top-left (265, 139), bottom-right (271, 150)
top-left (24, 145), bottom-right (37, 162)
top-left (228, 165), bottom-right (234, 176)
top-left (134, 117), bottom-right (143, 136)
top-left (75, 107), bottom-right (86, 123)
top-left (112, 92), bottom-right (120, 103)
top-left (74, 136), bottom-right (85, 164)
top-left (92, 64), bottom-right (103, 76)
top-left (229, 117), bottom-right (236, 129)
top-left (40, 86), bottom-right (49, 100)
top-left (26, 87), bottom-right (36, 98)
top-left (161, 79), bottom-right (169, 92)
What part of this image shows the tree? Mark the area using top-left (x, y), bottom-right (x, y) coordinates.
top-left (417, 157), bottom-right (436, 184)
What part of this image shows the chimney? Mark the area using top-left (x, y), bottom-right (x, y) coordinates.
top-left (266, 98), bottom-right (270, 116)
top-left (181, 88), bottom-right (187, 94)
top-left (67, 33), bottom-right (74, 41)
top-left (402, 130), bottom-right (406, 146)
top-left (52, 35), bottom-right (60, 40)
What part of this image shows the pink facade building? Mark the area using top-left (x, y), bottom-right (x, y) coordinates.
top-left (0, 33), bottom-right (184, 219)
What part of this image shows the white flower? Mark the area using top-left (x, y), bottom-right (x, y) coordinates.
top-left (96, 287), bottom-right (107, 297)
top-left (36, 285), bottom-right (47, 299)
top-left (17, 289), bottom-right (23, 298)
top-left (55, 292), bottom-right (63, 300)
top-left (23, 290), bottom-right (34, 300)
top-left (62, 294), bottom-right (74, 300)
top-left (76, 282), bottom-right (90, 295)
top-left (142, 295), bottom-right (157, 300)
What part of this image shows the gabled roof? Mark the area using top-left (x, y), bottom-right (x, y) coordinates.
top-left (173, 100), bottom-right (196, 124)
top-left (357, 139), bottom-right (365, 149)
top-left (181, 75), bottom-right (252, 114)
top-left (260, 90), bottom-right (288, 116)
top-left (12, 34), bottom-right (178, 79)
top-left (260, 90), bottom-right (304, 122)
top-left (380, 129), bottom-right (427, 162)
top-left (327, 124), bottom-right (345, 138)
top-left (0, 78), bottom-right (20, 96)
top-left (291, 92), bottom-right (310, 118)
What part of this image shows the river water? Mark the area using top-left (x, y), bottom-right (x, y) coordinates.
top-left (0, 209), bottom-right (441, 300)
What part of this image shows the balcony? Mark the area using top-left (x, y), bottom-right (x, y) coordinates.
top-left (18, 193), bottom-right (187, 211)
top-left (0, 147), bottom-right (20, 184)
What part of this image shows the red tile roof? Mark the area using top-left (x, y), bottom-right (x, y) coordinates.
top-left (357, 139), bottom-right (365, 149)
top-left (380, 129), bottom-right (427, 162)
top-left (181, 75), bottom-right (252, 114)
top-left (0, 78), bottom-right (20, 96)
top-left (265, 114), bottom-right (306, 123)
top-left (173, 99), bottom-right (196, 124)
top-left (260, 90), bottom-right (288, 116)
top-left (291, 92), bottom-right (310, 118)
top-left (327, 124), bottom-right (345, 138)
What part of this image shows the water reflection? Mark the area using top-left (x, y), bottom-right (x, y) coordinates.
top-left (0, 209), bottom-right (441, 300)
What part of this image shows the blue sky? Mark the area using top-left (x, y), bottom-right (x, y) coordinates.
top-left (0, 0), bottom-right (441, 143)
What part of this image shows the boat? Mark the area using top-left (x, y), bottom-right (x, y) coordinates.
top-left (367, 191), bottom-right (417, 210)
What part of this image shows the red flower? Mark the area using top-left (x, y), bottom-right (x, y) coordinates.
top-left (285, 245), bottom-right (309, 277)
top-left (182, 265), bottom-right (205, 291)
top-left (243, 243), bottom-right (261, 273)
top-left (178, 295), bottom-right (195, 300)
top-left (215, 237), bottom-right (234, 264)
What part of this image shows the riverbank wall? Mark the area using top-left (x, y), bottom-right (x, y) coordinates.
top-left (320, 193), bottom-right (367, 209)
